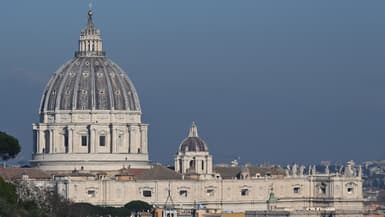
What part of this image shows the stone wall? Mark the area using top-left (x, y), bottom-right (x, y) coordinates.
top-left (56, 174), bottom-right (363, 213)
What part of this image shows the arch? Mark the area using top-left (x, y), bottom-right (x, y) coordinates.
top-left (44, 130), bottom-right (50, 153)
top-left (189, 160), bottom-right (195, 170)
top-left (179, 159), bottom-right (182, 173)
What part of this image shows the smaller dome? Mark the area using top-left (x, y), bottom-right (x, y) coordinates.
top-left (179, 122), bottom-right (208, 153)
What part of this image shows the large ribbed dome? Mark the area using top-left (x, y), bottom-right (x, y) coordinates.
top-left (32, 9), bottom-right (150, 171)
top-left (40, 57), bottom-right (140, 112)
top-left (39, 9), bottom-right (140, 113)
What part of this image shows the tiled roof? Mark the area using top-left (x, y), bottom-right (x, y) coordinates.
top-left (0, 168), bottom-right (50, 180)
top-left (117, 168), bottom-right (147, 176)
top-left (214, 164), bottom-right (285, 179)
top-left (246, 165), bottom-right (285, 177)
top-left (214, 166), bottom-right (241, 179)
top-left (136, 165), bottom-right (183, 180)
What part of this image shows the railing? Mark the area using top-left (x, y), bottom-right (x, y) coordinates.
top-left (75, 51), bottom-right (106, 57)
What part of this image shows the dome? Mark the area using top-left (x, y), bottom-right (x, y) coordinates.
top-left (39, 9), bottom-right (140, 113)
top-left (32, 9), bottom-right (150, 171)
top-left (179, 122), bottom-right (208, 153)
top-left (39, 56), bottom-right (141, 112)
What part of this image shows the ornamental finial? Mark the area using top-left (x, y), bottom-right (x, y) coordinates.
top-left (87, 3), bottom-right (94, 24)
top-left (188, 121), bottom-right (199, 137)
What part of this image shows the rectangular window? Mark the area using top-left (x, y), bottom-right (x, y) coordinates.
top-left (99, 136), bottom-right (105, 146)
top-left (293, 187), bottom-right (300, 194)
top-left (81, 136), bottom-right (88, 146)
top-left (179, 190), bottom-right (188, 197)
top-left (206, 189), bottom-right (214, 196)
top-left (87, 190), bottom-right (96, 197)
top-left (143, 190), bottom-right (152, 197)
top-left (241, 189), bottom-right (249, 196)
top-left (319, 183), bottom-right (327, 194)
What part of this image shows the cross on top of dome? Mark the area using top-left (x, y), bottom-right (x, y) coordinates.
top-left (88, 4), bottom-right (93, 18)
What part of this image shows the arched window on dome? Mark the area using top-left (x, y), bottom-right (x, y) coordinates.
top-left (189, 160), bottom-right (195, 170)
top-left (179, 159), bottom-right (182, 173)
top-left (201, 160), bottom-right (204, 171)
top-left (44, 130), bottom-right (50, 153)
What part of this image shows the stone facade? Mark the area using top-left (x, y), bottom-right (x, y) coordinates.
top-left (53, 163), bottom-right (363, 213)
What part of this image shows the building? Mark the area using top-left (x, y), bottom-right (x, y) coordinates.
top-left (2, 9), bottom-right (365, 216)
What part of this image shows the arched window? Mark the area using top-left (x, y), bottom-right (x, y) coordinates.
top-left (241, 189), bottom-right (249, 196)
top-left (189, 160), bottom-right (195, 169)
top-left (179, 159), bottom-right (182, 173)
top-left (201, 160), bottom-right (204, 171)
top-left (44, 131), bottom-right (50, 153)
top-left (64, 133), bottom-right (69, 153)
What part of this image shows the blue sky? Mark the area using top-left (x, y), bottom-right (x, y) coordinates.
top-left (0, 1), bottom-right (385, 165)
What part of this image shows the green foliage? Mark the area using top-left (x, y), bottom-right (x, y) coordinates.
top-left (62, 201), bottom-right (152, 217)
top-left (124, 200), bottom-right (152, 212)
top-left (0, 176), bottom-right (17, 204)
top-left (0, 131), bottom-right (21, 161)
top-left (66, 203), bottom-right (136, 217)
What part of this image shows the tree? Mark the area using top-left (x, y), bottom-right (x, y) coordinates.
top-left (124, 200), bottom-right (152, 212)
top-left (0, 131), bottom-right (21, 161)
top-left (0, 177), bottom-right (17, 204)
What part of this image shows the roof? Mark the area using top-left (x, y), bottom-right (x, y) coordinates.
top-left (246, 165), bottom-right (286, 177)
top-left (214, 166), bottom-right (242, 179)
top-left (0, 168), bottom-right (50, 180)
top-left (53, 171), bottom-right (95, 177)
top-left (136, 165), bottom-right (183, 180)
top-left (117, 168), bottom-right (147, 176)
top-left (214, 164), bottom-right (285, 179)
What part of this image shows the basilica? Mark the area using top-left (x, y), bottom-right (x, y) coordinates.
top-left (22, 9), bottom-right (364, 216)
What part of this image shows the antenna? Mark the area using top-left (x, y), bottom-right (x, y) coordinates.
top-left (164, 181), bottom-right (175, 209)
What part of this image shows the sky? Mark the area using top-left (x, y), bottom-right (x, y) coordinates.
top-left (0, 1), bottom-right (384, 166)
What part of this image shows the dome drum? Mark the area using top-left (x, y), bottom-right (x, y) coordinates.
top-left (75, 51), bottom-right (106, 57)
top-left (31, 153), bottom-right (149, 171)
top-left (40, 108), bottom-right (142, 124)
